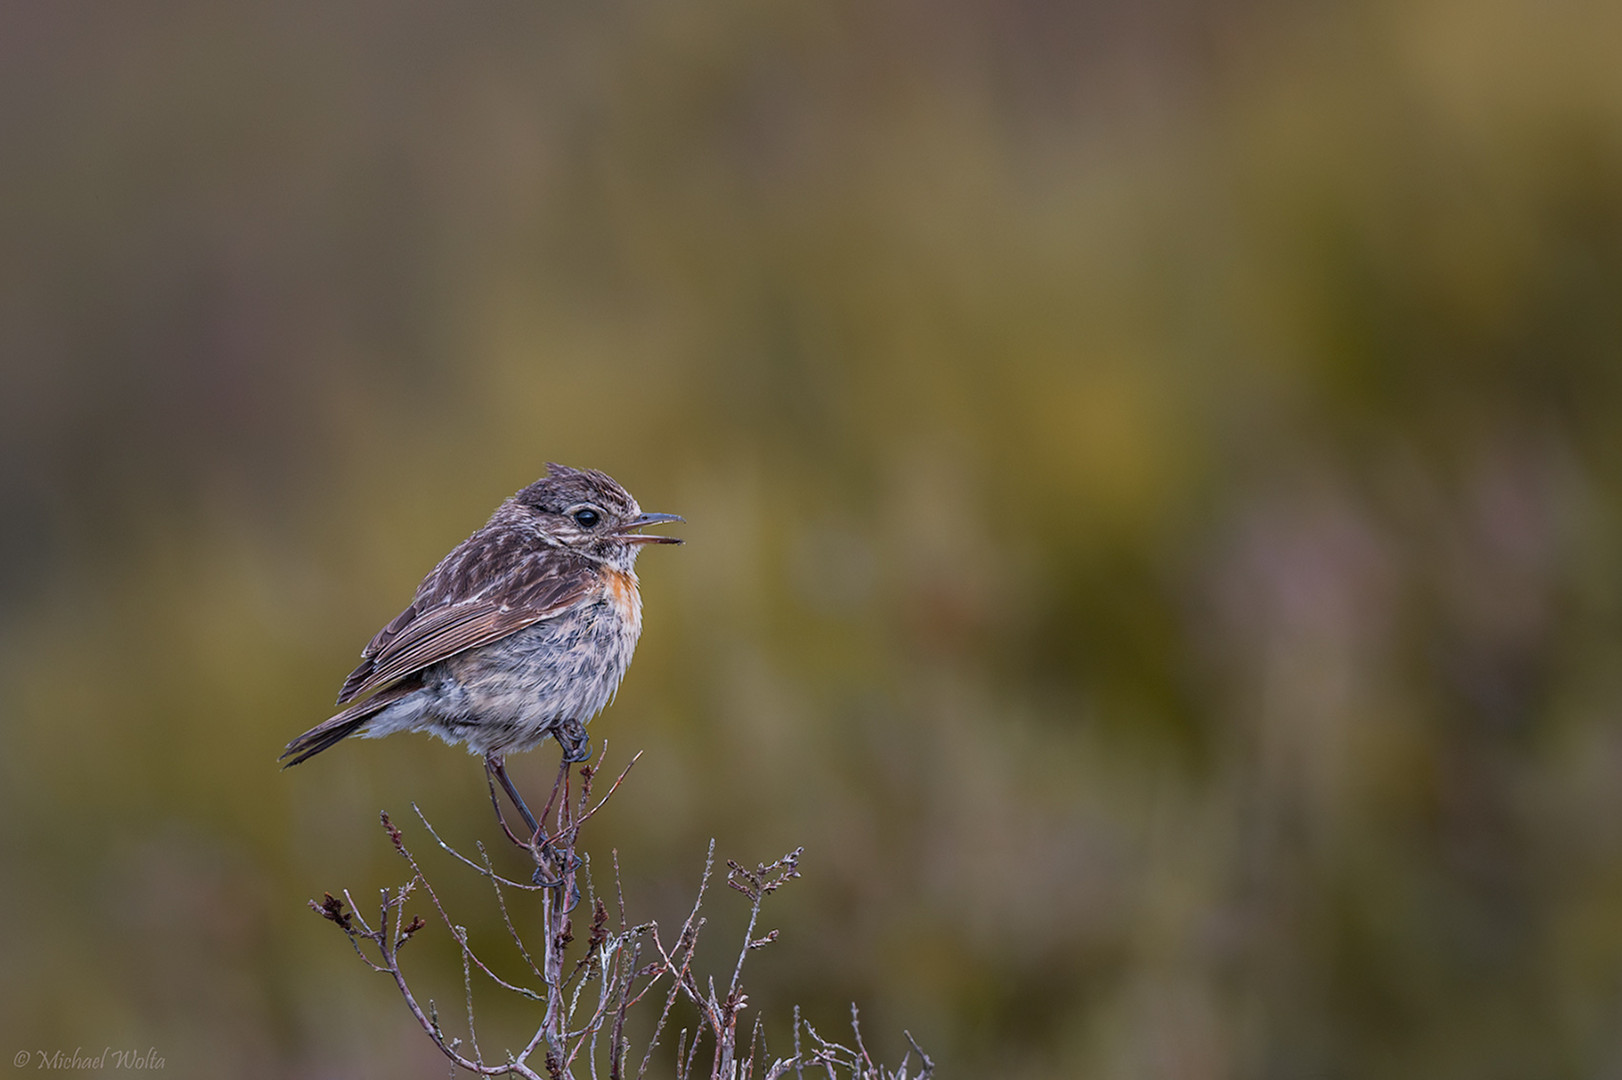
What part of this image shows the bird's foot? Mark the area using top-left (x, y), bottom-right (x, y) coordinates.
top-left (531, 846), bottom-right (583, 912)
top-left (554, 718), bottom-right (592, 764)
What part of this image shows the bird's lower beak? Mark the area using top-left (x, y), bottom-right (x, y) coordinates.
top-left (618, 512), bottom-right (685, 544)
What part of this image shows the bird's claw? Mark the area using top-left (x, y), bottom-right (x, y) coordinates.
top-left (531, 847), bottom-right (583, 912)
top-left (555, 719), bottom-right (592, 764)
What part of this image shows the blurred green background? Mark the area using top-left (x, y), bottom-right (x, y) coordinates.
top-left (4, 1), bottom-right (1622, 1077)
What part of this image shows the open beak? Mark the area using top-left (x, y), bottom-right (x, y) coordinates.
top-left (617, 512), bottom-right (685, 544)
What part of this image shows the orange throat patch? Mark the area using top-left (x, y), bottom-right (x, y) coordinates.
top-left (603, 567), bottom-right (643, 631)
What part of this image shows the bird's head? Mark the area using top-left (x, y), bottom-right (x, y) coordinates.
top-left (510, 464), bottom-right (683, 570)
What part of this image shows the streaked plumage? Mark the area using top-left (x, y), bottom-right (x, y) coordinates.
top-left (281, 464), bottom-right (681, 768)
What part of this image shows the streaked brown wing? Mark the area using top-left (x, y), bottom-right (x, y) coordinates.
top-left (336, 602), bottom-right (421, 702)
top-left (344, 600), bottom-right (578, 700)
top-left (336, 542), bottom-right (594, 705)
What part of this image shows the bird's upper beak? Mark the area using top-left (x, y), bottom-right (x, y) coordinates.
top-left (617, 512), bottom-right (685, 544)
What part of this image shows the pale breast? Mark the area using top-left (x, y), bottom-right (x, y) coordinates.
top-left (431, 567), bottom-right (645, 753)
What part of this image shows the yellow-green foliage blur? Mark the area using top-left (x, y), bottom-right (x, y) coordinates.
top-left (3, 2), bottom-right (1622, 1077)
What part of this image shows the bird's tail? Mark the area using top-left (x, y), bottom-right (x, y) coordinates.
top-left (279, 680), bottom-right (417, 768)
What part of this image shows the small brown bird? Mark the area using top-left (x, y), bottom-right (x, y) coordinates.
top-left (281, 464), bottom-right (681, 832)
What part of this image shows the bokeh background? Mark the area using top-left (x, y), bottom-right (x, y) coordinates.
top-left (4, 1), bottom-right (1622, 1077)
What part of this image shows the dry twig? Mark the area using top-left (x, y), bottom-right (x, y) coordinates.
top-left (307, 745), bottom-right (931, 1079)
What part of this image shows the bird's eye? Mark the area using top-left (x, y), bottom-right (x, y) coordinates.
top-left (573, 508), bottom-right (600, 528)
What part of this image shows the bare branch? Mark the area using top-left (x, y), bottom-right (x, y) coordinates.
top-left (307, 762), bottom-right (929, 1079)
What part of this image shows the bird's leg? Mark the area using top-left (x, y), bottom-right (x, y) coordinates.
top-left (532, 753), bottom-right (582, 907)
top-left (485, 754), bottom-right (541, 839)
top-left (485, 753), bottom-right (578, 893)
top-left (484, 769), bottom-right (527, 847)
top-left (536, 752), bottom-right (571, 828)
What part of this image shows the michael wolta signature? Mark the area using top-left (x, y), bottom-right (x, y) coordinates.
top-left (12, 1048), bottom-right (164, 1071)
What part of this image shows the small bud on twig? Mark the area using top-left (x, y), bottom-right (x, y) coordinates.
top-left (311, 892), bottom-right (353, 931)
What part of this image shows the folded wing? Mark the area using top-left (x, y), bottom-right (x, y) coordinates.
top-left (337, 539), bottom-right (593, 706)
